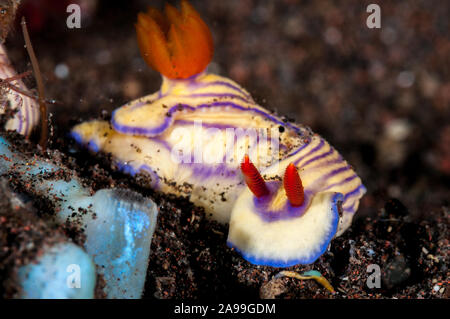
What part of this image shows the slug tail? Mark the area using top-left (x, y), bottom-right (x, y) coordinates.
top-left (135, 0), bottom-right (213, 79)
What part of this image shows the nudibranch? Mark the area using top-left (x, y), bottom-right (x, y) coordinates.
top-left (72, 0), bottom-right (366, 267)
top-left (0, 43), bottom-right (40, 136)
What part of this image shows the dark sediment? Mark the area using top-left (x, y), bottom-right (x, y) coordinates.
top-left (0, 0), bottom-right (448, 298)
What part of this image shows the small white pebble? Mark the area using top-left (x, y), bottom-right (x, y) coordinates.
top-left (369, 61), bottom-right (386, 80)
top-left (54, 63), bottom-right (69, 79)
top-left (387, 185), bottom-right (402, 198)
top-left (380, 27), bottom-right (397, 45)
top-left (324, 27), bottom-right (342, 45)
top-left (96, 50), bottom-right (111, 65)
top-left (385, 119), bottom-right (412, 141)
top-left (397, 71), bottom-right (415, 88)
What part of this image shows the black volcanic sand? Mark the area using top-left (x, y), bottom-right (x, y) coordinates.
top-left (0, 0), bottom-right (448, 298)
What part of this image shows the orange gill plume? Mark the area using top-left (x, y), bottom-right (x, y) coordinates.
top-left (240, 155), bottom-right (270, 198)
top-left (283, 163), bottom-right (304, 207)
top-left (135, 0), bottom-right (214, 79)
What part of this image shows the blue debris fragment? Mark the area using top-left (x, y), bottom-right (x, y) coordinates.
top-left (18, 243), bottom-right (96, 299)
top-left (0, 135), bottom-right (159, 298)
top-left (83, 189), bottom-right (158, 298)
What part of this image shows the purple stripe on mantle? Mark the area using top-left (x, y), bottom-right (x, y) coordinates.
top-left (179, 93), bottom-right (251, 103)
top-left (157, 75), bottom-right (253, 101)
top-left (301, 146), bottom-right (336, 168)
top-left (112, 101), bottom-right (301, 137)
top-left (199, 80), bottom-right (253, 100)
top-left (343, 184), bottom-right (366, 201)
top-left (293, 139), bottom-right (325, 166)
top-left (188, 162), bottom-right (239, 180)
top-left (322, 174), bottom-right (358, 191)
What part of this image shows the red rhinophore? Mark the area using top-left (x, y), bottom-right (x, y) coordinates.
top-left (135, 0), bottom-right (214, 79)
top-left (240, 155), bottom-right (269, 198)
top-left (284, 163), bottom-right (304, 206)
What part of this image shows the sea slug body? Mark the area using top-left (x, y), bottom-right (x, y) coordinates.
top-left (71, 0), bottom-right (366, 267)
